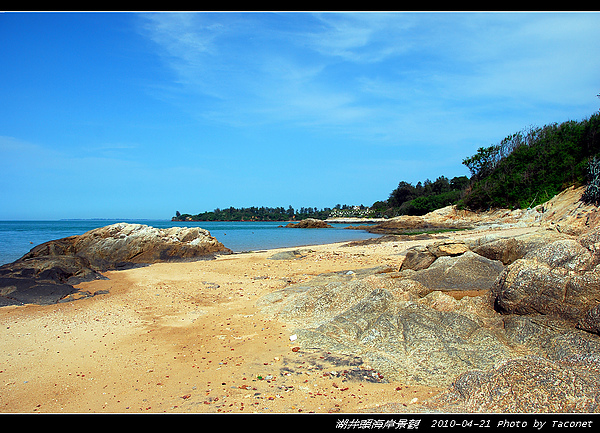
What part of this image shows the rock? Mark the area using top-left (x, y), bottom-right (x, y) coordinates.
top-left (268, 249), bottom-right (313, 260)
top-left (429, 241), bottom-right (470, 257)
top-left (258, 268), bottom-right (511, 387)
top-left (578, 228), bottom-right (600, 268)
top-left (20, 223), bottom-right (232, 270)
top-left (257, 267), bottom-right (398, 329)
top-left (415, 354), bottom-right (600, 413)
top-left (538, 186), bottom-right (600, 235)
top-left (502, 315), bottom-right (600, 361)
top-left (0, 223), bottom-right (231, 306)
top-left (399, 246), bottom-right (436, 271)
top-left (578, 304), bottom-right (600, 334)
top-left (285, 218), bottom-right (333, 228)
top-left (404, 251), bottom-right (505, 294)
top-left (287, 289), bottom-right (511, 387)
top-left (400, 240), bottom-right (470, 271)
top-left (0, 255), bottom-right (105, 306)
top-left (0, 280), bottom-right (78, 307)
top-left (492, 228), bottom-right (600, 330)
top-left (365, 216), bottom-right (430, 234)
top-left (365, 215), bottom-right (467, 235)
top-left (407, 314), bottom-right (600, 413)
top-left (470, 230), bottom-right (570, 265)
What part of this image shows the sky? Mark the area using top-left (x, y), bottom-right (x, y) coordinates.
top-left (1, 11), bottom-right (599, 220)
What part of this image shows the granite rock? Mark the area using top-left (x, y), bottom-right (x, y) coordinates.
top-left (411, 354), bottom-right (600, 413)
top-left (492, 228), bottom-right (600, 330)
top-left (402, 251), bottom-right (505, 294)
top-left (0, 223), bottom-right (231, 306)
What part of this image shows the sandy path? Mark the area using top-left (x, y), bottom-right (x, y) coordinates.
top-left (0, 227), bottom-right (534, 413)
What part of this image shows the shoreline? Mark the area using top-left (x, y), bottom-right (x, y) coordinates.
top-left (0, 224), bottom-right (536, 414)
top-left (0, 219), bottom-right (380, 266)
top-left (1, 186), bottom-right (597, 414)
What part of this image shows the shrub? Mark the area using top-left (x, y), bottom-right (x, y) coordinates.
top-left (582, 156), bottom-right (600, 206)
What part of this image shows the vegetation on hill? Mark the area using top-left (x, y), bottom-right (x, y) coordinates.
top-left (382, 110), bottom-right (600, 216)
top-left (174, 109), bottom-right (600, 222)
top-left (459, 112), bottom-right (600, 210)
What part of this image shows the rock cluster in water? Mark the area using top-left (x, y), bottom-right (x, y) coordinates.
top-left (285, 218), bottom-right (333, 228)
top-left (0, 223), bottom-right (231, 306)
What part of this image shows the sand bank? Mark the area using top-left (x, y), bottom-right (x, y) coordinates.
top-left (0, 225), bottom-right (536, 413)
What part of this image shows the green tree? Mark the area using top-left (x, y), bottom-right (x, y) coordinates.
top-left (462, 145), bottom-right (502, 179)
top-left (388, 181), bottom-right (416, 207)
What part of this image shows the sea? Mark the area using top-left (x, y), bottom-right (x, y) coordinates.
top-left (0, 219), bottom-right (380, 266)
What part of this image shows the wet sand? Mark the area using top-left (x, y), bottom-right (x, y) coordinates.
top-left (0, 226), bottom-right (534, 413)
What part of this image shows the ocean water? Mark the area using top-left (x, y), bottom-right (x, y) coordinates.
top-left (0, 220), bottom-right (380, 266)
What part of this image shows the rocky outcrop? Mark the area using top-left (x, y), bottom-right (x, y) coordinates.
top-left (468, 230), bottom-right (569, 265)
top-left (22, 223), bottom-right (231, 270)
top-left (492, 228), bottom-right (600, 332)
top-left (366, 186), bottom-right (600, 236)
top-left (402, 251), bottom-right (504, 295)
top-left (0, 223), bottom-right (231, 306)
top-left (364, 215), bottom-right (468, 235)
top-left (402, 314), bottom-right (600, 413)
top-left (285, 218), bottom-right (333, 228)
top-left (258, 215), bottom-right (600, 412)
top-left (403, 354), bottom-right (600, 413)
top-left (258, 267), bottom-right (511, 387)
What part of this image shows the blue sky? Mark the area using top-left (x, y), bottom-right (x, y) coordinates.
top-left (1, 11), bottom-right (599, 220)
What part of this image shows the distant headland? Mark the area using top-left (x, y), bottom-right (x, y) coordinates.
top-left (171, 205), bottom-right (370, 222)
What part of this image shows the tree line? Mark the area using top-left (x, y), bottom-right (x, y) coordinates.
top-left (173, 205), bottom-right (335, 222)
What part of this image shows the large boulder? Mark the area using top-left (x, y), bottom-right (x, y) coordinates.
top-left (492, 228), bottom-right (600, 331)
top-left (401, 251), bottom-right (504, 294)
top-left (469, 230), bottom-right (570, 265)
top-left (21, 223), bottom-right (232, 270)
top-left (0, 223), bottom-right (231, 306)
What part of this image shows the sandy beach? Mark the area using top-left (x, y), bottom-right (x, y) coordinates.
top-left (0, 226), bottom-right (538, 413)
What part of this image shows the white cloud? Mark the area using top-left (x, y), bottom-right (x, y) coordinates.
top-left (136, 12), bottom-right (600, 150)
top-left (305, 12), bottom-right (415, 63)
